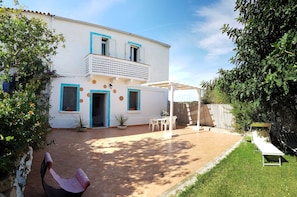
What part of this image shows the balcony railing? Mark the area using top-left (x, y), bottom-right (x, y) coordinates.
top-left (85, 54), bottom-right (150, 82)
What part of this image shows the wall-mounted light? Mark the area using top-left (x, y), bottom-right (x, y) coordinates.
top-left (109, 84), bottom-right (113, 89)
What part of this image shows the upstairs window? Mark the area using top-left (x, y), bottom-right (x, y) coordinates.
top-left (126, 41), bottom-right (145, 63)
top-left (101, 38), bottom-right (107, 55)
top-left (128, 89), bottom-right (141, 111)
top-left (130, 46), bottom-right (138, 62)
top-left (60, 84), bottom-right (80, 112)
top-left (90, 32), bottom-right (115, 56)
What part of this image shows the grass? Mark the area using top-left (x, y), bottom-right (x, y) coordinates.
top-left (176, 137), bottom-right (297, 197)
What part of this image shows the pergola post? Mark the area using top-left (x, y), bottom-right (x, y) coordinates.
top-left (196, 88), bottom-right (201, 131)
top-left (143, 81), bottom-right (204, 137)
top-left (165, 83), bottom-right (174, 139)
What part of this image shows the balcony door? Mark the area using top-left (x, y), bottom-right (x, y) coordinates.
top-left (90, 90), bottom-right (110, 128)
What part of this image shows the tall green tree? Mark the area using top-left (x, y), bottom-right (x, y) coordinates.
top-left (219, 0), bottom-right (297, 135)
top-left (0, 5), bottom-right (64, 175)
top-left (201, 79), bottom-right (230, 104)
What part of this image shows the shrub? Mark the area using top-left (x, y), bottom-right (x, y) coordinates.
top-left (0, 6), bottom-right (64, 176)
top-left (0, 88), bottom-right (50, 175)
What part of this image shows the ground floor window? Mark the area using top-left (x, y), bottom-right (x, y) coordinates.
top-left (128, 89), bottom-right (140, 111)
top-left (60, 83), bottom-right (80, 111)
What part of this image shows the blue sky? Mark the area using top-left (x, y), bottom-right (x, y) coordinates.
top-left (4, 0), bottom-right (239, 100)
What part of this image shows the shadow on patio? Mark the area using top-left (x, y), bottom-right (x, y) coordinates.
top-left (24, 125), bottom-right (242, 197)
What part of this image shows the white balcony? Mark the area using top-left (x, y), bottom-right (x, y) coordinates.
top-left (85, 54), bottom-right (150, 82)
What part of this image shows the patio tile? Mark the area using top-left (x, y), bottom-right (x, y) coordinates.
top-left (24, 125), bottom-right (242, 197)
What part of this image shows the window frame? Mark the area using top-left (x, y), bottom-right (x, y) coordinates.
top-left (130, 45), bottom-right (138, 62)
top-left (127, 89), bottom-right (141, 111)
top-left (127, 41), bottom-right (144, 63)
top-left (90, 32), bottom-right (113, 56)
top-left (101, 38), bottom-right (108, 56)
top-left (60, 83), bottom-right (80, 112)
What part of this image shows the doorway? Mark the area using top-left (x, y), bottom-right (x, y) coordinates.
top-left (90, 91), bottom-right (110, 128)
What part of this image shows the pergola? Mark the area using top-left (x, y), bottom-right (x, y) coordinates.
top-left (144, 81), bottom-right (203, 138)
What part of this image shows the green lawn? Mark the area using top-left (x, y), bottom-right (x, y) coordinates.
top-left (176, 138), bottom-right (297, 197)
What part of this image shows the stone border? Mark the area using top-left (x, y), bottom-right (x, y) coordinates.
top-left (0, 147), bottom-right (33, 197)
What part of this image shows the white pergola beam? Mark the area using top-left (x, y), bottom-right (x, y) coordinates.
top-left (144, 81), bottom-right (204, 138)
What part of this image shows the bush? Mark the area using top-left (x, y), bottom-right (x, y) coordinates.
top-left (0, 88), bottom-right (50, 175)
top-left (0, 6), bottom-right (64, 176)
top-left (0, 63), bottom-right (58, 176)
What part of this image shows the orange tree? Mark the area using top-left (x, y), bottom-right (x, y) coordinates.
top-left (0, 5), bottom-right (64, 176)
top-left (217, 0), bottom-right (297, 139)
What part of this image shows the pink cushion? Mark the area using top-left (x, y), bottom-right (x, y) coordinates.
top-left (75, 168), bottom-right (90, 190)
top-left (49, 168), bottom-right (85, 193)
top-left (45, 152), bottom-right (90, 193)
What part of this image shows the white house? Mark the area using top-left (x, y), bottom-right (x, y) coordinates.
top-left (24, 11), bottom-right (170, 128)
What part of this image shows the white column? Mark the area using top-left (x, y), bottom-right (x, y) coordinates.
top-left (196, 88), bottom-right (201, 131)
top-left (165, 83), bottom-right (174, 138)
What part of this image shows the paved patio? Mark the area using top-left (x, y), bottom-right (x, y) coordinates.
top-left (24, 125), bottom-right (242, 197)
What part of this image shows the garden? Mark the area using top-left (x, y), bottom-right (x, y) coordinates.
top-left (181, 0), bottom-right (297, 195)
top-left (0, 0), bottom-right (296, 196)
top-left (176, 137), bottom-right (297, 197)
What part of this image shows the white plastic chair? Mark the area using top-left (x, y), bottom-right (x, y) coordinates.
top-left (161, 116), bottom-right (170, 131)
top-left (149, 118), bottom-right (159, 131)
top-left (162, 116), bottom-right (177, 131)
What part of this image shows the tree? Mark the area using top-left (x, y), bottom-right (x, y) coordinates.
top-left (218, 0), bottom-right (297, 135)
top-left (0, 6), bottom-right (64, 175)
top-left (200, 79), bottom-right (230, 104)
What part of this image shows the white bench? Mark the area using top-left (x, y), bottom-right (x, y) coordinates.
top-left (252, 131), bottom-right (284, 166)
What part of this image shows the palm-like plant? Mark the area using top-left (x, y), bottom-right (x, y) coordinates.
top-left (115, 114), bottom-right (128, 126)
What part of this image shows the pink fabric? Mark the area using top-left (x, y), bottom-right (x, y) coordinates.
top-left (49, 168), bottom-right (85, 193)
top-left (75, 168), bottom-right (90, 190)
top-left (45, 152), bottom-right (90, 193)
top-left (44, 152), bottom-right (53, 169)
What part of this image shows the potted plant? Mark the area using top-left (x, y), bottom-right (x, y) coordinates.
top-left (77, 116), bottom-right (87, 132)
top-left (115, 114), bottom-right (128, 129)
top-left (160, 109), bottom-right (169, 117)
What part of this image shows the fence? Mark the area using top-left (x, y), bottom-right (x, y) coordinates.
top-left (171, 102), bottom-right (234, 130)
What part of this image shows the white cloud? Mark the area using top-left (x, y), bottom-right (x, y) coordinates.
top-left (192, 0), bottom-right (238, 59)
top-left (198, 32), bottom-right (234, 59)
top-left (169, 57), bottom-right (194, 83)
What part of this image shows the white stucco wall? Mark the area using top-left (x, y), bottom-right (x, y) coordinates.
top-left (49, 76), bottom-right (168, 128)
top-left (24, 11), bottom-right (170, 128)
top-left (50, 16), bottom-right (170, 82)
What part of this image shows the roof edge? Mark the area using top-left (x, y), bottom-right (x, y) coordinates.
top-left (5, 7), bottom-right (171, 48)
